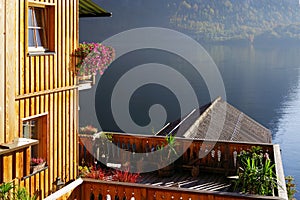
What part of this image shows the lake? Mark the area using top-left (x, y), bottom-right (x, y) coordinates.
top-left (206, 43), bottom-right (300, 200)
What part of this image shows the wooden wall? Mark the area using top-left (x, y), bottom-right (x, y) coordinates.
top-left (0, 0), bottom-right (79, 199)
top-left (0, 0), bottom-right (5, 144)
top-left (0, 0), bottom-right (19, 144)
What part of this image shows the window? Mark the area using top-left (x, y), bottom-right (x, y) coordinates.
top-left (27, 3), bottom-right (55, 52)
top-left (22, 115), bottom-right (48, 165)
top-left (28, 7), bottom-right (47, 51)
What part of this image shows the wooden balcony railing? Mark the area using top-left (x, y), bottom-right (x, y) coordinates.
top-left (79, 132), bottom-right (274, 174)
top-left (69, 178), bottom-right (286, 200)
top-left (78, 132), bottom-right (287, 199)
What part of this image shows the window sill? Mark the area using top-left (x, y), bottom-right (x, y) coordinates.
top-left (27, 51), bottom-right (56, 56)
top-left (0, 138), bottom-right (39, 156)
top-left (21, 165), bottom-right (48, 180)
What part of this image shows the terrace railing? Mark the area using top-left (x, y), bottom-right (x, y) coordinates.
top-left (78, 132), bottom-right (287, 199)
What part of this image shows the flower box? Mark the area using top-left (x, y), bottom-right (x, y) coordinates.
top-left (30, 161), bottom-right (46, 174)
top-left (77, 74), bottom-right (95, 85)
top-left (73, 42), bottom-right (115, 77)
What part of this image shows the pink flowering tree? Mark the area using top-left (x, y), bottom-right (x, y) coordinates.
top-left (74, 42), bottom-right (115, 76)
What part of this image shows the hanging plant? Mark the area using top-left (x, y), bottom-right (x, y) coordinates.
top-left (74, 42), bottom-right (115, 76)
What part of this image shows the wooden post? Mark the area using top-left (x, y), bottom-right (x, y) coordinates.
top-left (0, 0), bottom-right (6, 144)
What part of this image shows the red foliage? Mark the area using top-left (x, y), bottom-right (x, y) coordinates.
top-left (112, 169), bottom-right (140, 183)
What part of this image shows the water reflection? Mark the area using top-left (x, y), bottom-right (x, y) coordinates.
top-left (272, 69), bottom-right (300, 198)
top-left (205, 43), bottom-right (300, 199)
top-left (205, 43), bottom-right (300, 136)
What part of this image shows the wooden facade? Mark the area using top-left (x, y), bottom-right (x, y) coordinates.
top-left (0, 0), bottom-right (79, 198)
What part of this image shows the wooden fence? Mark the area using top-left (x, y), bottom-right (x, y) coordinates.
top-left (69, 178), bottom-right (286, 200)
top-left (79, 133), bottom-right (275, 175)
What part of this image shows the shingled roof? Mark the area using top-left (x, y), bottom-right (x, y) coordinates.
top-left (157, 97), bottom-right (272, 143)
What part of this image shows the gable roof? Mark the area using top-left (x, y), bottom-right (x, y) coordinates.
top-left (158, 97), bottom-right (272, 143)
top-left (79, 0), bottom-right (112, 18)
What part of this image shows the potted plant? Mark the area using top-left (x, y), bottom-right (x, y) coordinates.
top-left (0, 183), bottom-right (36, 200)
top-left (234, 146), bottom-right (278, 196)
top-left (30, 157), bottom-right (46, 174)
top-left (73, 42), bottom-right (115, 78)
top-left (157, 135), bottom-right (178, 177)
top-left (14, 187), bottom-right (37, 200)
top-left (286, 175), bottom-right (297, 200)
top-left (112, 168), bottom-right (140, 183)
top-left (0, 182), bottom-right (14, 200)
top-left (79, 125), bottom-right (98, 135)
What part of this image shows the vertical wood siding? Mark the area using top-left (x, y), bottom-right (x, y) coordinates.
top-left (1, 0), bottom-right (79, 199)
top-left (0, 0), bottom-right (6, 144)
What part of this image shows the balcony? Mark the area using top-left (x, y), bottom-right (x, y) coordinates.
top-left (73, 132), bottom-right (287, 200)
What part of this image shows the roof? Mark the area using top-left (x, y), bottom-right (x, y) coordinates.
top-left (158, 97), bottom-right (272, 143)
top-left (79, 0), bottom-right (112, 18)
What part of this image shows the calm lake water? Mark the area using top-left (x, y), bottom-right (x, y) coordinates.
top-left (79, 40), bottom-right (300, 198)
top-left (206, 43), bottom-right (300, 199)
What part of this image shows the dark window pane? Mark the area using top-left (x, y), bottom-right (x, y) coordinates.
top-left (28, 29), bottom-right (35, 47)
top-left (34, 8), bottom-right (44, 28)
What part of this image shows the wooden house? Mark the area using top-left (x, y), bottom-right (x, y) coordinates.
top-left (0, 0), bottom-right (110, 199)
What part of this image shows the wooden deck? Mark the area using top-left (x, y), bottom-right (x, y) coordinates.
top-left (139, 172), bottom-right (231, 192)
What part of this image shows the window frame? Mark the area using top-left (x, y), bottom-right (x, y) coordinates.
top-left (21, 113), bottom-right (49, 175)
top-left (28, 6), bottom-right (48, 51)
top-left (26, 1), bottom-right (55, 53)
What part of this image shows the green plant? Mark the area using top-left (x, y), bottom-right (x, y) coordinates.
top-left (93, 132), bottom-right (113, 141)
top-left (0, 182), bottom-right (14, 200)
top-left (78, 165), bottom-right (91, 177)
top-left (158, 135), bottom-right (178, 162)
top-left (73, 42), bottom-right (115, 76)
top-left (14, 187), bottom-right (37, 200)
top-left (0, 183), bottom-right (36, 200)
top-left (286, 175), bottom-right (297, 200)
top-left (234, 146), bottom-right (278, 196)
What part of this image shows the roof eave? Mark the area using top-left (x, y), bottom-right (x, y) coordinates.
top-left (79, 12), bottom-right (112, 18)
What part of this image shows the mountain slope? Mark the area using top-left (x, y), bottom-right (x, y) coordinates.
top-left (169, 0), bottom-right (300, 42)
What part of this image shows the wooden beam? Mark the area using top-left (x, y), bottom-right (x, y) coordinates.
top-left (44, 178), bottom-right (83, 200)
top-left (273, 144), bottom-right (288, 199)
top-left (5, 0), bottom-right (18, 142)
top-left (16, 85), bottom-right (78, 100)
top-left (0, 0), bottom-right (6, 143)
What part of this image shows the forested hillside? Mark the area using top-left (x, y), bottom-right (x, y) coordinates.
top-left (168, 0), bottom-right (300, 42)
